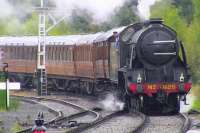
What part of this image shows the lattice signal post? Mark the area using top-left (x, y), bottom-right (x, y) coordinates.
top-left (37, 0), bottom-right (48, 96)
top-left (36, 0), bottom-right (67, 96)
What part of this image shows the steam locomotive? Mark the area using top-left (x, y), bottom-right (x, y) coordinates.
top-left (118, 19), bottom-right (191, 113)
top-left (0, 19), bottom-right (191, 114)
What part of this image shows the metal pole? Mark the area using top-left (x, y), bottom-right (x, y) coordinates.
top-left (3, 63), bottom-right (8, 109)
top-left (37, 0), bottom-right (47, 96)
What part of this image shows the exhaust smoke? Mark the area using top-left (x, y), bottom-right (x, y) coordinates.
top-left (52, 0), bottom-right (125, 22)
top-left (180, 93), bottom-right (194, 113)
top-left (137, 0), bottom-right (161, 20)
top-left (100, 94), bottom-right (124, 111)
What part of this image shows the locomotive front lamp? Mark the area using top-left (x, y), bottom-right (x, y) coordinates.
top-left (137, 74), bottom-right (142, 83)
top-left (180, 73), bottom-right (184, 82)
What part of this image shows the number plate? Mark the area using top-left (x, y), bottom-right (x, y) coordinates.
top-left (161, 84), bottom-right (176, 90)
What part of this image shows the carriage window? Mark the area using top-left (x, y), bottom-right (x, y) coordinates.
top-left (64, 47), bottom-right (67, 61)
top-left (52, 45), bottom-right (55, 60)
top-left (14, 47), bottom-right (16, 59)
top-left (67, 47), bottom-right (72, 61)
top-left (55, 46), bottom-right (59, 61)
top-left (16, 46), bottom-right (20, 59)
top-left (47, 47), bottom-right (50, 60)
top-left (60, 46), bottom-right (63, 60)
top-left (22, 46), bottom-right (25, 59)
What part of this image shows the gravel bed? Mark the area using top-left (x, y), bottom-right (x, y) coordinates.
top-left (39, 100), bottom-right (80, 116)
top-left (139, 115), bottom-right (183, 133)
top-left (62, 95), bottom-right (100, 109)
top-left (82, 113), bottom-right (142, 133)
top-left (0, 100), bottom-right (55, 133)
top-left (187, 112), bottom-right (200, 132)
top-left (69, 112), bottom-right (97, 123)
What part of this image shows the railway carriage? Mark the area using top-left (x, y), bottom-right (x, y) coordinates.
top-left (0, 27), bottom-right (124, 94)
top-left (0, 19), bottom-right (192, 114)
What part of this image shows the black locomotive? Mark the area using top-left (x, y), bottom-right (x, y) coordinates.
top-left (117, 19), bottom-right (192, 114)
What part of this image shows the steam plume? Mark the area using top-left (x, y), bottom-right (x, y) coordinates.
top-left (137, 0), bottom-right (161, 20)
top-left (100, 94), bottom-right (124, 111)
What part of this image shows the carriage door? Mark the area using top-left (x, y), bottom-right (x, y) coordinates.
top-left (109, 41), bottom-right (120, 81)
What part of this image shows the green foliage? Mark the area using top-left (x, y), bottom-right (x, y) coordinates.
top-left (173, 0), bottom-right (194, 23)
top-left (151, 0), bottom-right (200, 84)
top-left (192, 86), bottom-right (200, 110)
top-left (69, 8), bottom-right (94, 33)
top-left (101, 0), bottom-right (138, 30)
top-left (111, 3), bottom-right (138, 26)
top-left (0, 95), bottom-right (20, 112)
top-left (0, 91), bottom-right (6, 110)
top-left (22, 13), bottom-right (38, 35)
top-left (48, 21), bottom-right (74, 35)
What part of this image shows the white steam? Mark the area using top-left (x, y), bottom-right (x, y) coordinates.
top-left (53, 0), bottom-right (125, 22)
top-left (100, 94), bottom-right (124, 111)
top-left (180, 93), bottom-right (194, 113)
top-left (137, 0), bottom-right (161, 20)
top-left (0, 0), bottom-right (13, 18)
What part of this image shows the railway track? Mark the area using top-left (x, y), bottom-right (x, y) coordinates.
top-left (12, 94), bottom-right (147, 133)
top-left (13, 96), bottom-right (100, 133)
top-left (12, 93), bottom-right (191, 133)
top-left (74, 110), bottom-right (146, 133)
top-left (136, 113), bottom-right (190, 133)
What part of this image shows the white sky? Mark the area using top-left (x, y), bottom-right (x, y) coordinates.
top-left (0, 0), bottom-right (13, 18)
top-left (0, 0), bottom-right (161, 22)
top-left (54, 0), bottom-right (125, 22)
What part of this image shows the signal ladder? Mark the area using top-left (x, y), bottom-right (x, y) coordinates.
top-left (37, 0), bottom-right (48, 96)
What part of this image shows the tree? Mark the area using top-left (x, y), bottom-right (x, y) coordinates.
top-left (48, 21), bottom-right (74, 35)
top-left (22, 13), bottom-right (38, 35)
top-left (69, 8), bottom-right (94, 33)
top-left (101, 0), bottom-right (138, 30)
top-left (173, 0), bottom-right (194, 23)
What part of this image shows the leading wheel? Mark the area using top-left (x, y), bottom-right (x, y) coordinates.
top-left (123, 94), bottom-right (131, 112)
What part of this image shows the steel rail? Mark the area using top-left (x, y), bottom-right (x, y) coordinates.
top-left (179, 113), bottom-right (191, 133)
top-left (12, 95), bottom-right (100, 133)
top-left (132, 111), bottom-right (147, 133)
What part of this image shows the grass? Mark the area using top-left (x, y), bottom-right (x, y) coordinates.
top-left (191, 85), bottom-right (200, 110)
top-left (0, 90), bottom-right (6, 109)
top-left (0, 91), bottom-right (20, 112)
top-left (11, 122), bottom-right (23, 133)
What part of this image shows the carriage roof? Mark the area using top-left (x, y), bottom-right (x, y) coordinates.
top-left (0, 26), bottom-right (127, 46)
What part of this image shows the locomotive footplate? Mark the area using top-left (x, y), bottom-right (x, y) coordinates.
top-left (156, 89), bottom-right (167, 104)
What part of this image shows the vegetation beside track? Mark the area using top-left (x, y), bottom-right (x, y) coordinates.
top-left (0, 96), bottom-right (20, 112)
top-left (191, 85), bottom-right (200, 110)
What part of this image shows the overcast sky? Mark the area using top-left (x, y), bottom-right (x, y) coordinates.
top-left (54, 0), bottom-right (125, 21)
top-left (0, 0), bottom-right (160, 21)
top-left (0, 0), bottom-right (13, 18)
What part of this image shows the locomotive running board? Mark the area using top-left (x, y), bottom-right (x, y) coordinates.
top-left (153, 52), bottom-right (176, 55)
top-left (153, 40), bottom-right (176, 44)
